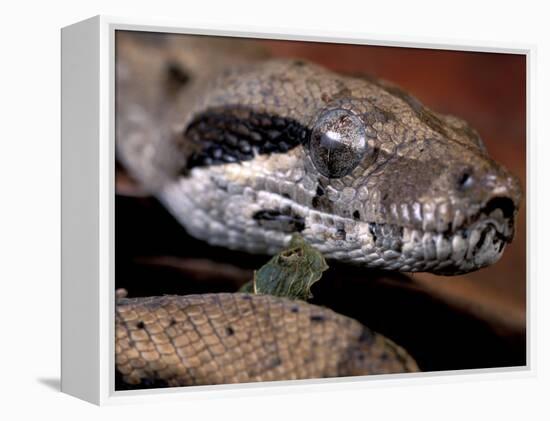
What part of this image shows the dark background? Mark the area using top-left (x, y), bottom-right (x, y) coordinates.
top-left (116, 38), bottom-right (526, 374)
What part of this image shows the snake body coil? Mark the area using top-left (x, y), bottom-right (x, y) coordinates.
top-left (116, 293), bottom-right (418, 387)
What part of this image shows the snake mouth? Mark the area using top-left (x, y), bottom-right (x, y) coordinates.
top-left (362, 220), bottom-right (512, 275)
top-left (480, 197), bottom-right (516, 222)
top-left (464, 196), bottom-right (516, 243)
top-left (361, 198), bottom-right (516, 274)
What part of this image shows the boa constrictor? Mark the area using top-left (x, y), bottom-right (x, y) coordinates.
top-left (115, 31), bottom-right (521, 388)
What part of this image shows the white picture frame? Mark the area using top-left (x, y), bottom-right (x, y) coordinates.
top-left (61, 15), bottom-right (533, 406)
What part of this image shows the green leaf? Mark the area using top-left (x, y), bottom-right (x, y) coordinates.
top-left (239, 234), bottom-right (328, 300)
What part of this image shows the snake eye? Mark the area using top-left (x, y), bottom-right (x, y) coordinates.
top-left (309, 109), bottom-right (367, 178)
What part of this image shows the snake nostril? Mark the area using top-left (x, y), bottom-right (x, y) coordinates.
top-left (166, 61), bottom-right (190, 86)
top-left (481, 197), bottom-right (516, 219)
top-left (457, 170), bottom-right (474, 190)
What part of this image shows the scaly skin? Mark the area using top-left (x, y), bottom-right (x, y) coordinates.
top-left (115, 31), bottom-right (522, 387)
top-left (117, 31), bottom-right (522, 275)
top-left (116, 293), bottom-right (418, 387)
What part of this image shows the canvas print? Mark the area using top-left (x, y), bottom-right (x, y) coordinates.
top-left (114, 30), bottom-right (526, 390)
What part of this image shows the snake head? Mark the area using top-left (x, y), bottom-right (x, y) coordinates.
top-left (158, 59), bottom-right (522, 275)
top-left (303, 84), bottom-right (522, 274)
top-left (304, 98), bottom-right (522, 274)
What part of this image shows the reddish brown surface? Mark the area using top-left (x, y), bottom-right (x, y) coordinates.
top-left (262, 40), bottom-right (527, 329)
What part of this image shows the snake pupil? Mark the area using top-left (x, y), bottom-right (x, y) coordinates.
top-left (309, 109), bottom-right (367, 178)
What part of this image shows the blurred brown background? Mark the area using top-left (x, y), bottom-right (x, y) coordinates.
top-left (116, 37), bottom-right (526, 374)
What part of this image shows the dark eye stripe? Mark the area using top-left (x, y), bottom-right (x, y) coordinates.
top-left (182, 106), bottom-right (310, 171)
